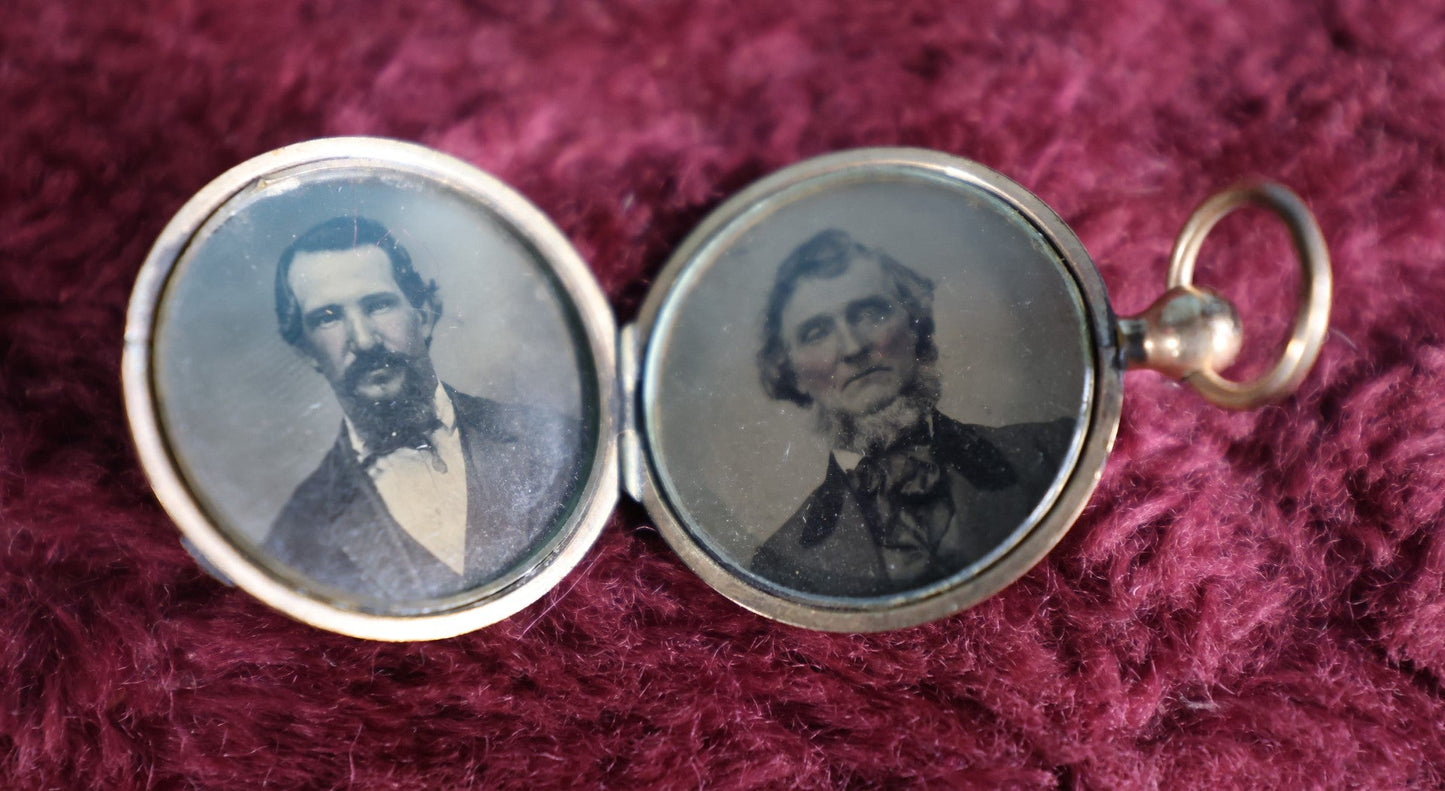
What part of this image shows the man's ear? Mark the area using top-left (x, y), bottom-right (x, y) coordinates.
top-left (420, 290), bottom-right (443, 346)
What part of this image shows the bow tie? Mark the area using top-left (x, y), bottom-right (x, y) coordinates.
top-left (848, 442), bottom-right (955, 556)
top-left (357, 417), bottom-right (447, 472)
top-left (849, 443), bottom-right (947, 504)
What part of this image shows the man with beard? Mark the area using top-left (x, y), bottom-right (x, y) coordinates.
top-left (750, 229), bottom-right (1074, 598)
top-left (264, 216), bottom-right (579, 602)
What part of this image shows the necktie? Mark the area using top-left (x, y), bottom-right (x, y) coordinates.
top-left (849, 443), bottom-right (956, 560)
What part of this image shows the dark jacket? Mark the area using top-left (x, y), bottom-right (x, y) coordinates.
top-left (749, 413), bottom-right (1074, 598)
top-left (264, 388), bottom-right (582, 603)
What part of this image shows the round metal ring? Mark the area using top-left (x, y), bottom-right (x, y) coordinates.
top-left (122, 138), bottom-right (619, 640)
top-left (1166, 181), bottom-right (1332, 409)
top-left (630, 148), bottom-right (1120, 631)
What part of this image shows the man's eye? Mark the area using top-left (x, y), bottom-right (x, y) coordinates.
top-left (797, 321), bottom-right (832, 345)
top-left (854, 302), bottom-right (893, 325)
top-left (364, 295), bottom-right (400, 314)
top-left (306, 310), bottom-right (341, 329)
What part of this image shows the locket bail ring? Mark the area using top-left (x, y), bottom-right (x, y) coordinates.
top-left (1122, 181), bottom-right (1332, 409)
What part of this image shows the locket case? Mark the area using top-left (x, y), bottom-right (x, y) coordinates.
top-left (124, 137), bottom-right (1328, 639)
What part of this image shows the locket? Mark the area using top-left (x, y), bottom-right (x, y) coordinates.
top-left (123, 138), bottom-right (1329, 638)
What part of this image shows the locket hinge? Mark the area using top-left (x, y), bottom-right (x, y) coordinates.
top-left (617, 322), bottom-right (646, 501)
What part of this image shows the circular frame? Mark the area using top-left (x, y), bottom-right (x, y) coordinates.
top-left (633, 148), bottom-right (1123, 631)
top-left (123, 137), bottom-right (618, 640)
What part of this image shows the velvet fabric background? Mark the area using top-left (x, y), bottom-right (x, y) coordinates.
top-left (3, 1), bottom-right (1443, 788)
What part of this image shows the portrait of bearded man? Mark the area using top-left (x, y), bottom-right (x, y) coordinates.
top-left (263, 216), bottom-right (581, 602)
top-left (750, 229), bottom-right (1075, 597)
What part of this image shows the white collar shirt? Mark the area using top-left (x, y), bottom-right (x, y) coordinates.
top-left (345, 384), bottom-right (468, 575)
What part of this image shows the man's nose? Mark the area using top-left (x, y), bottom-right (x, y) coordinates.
top-left (345, 310), bottom-right (380, 351)
top-left (839, 323), bottom-right (868, 359)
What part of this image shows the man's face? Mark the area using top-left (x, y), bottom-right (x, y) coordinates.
top-left (288, 245), bottom-right (435, 406)
top-left (781, 255), bottom-right (920, 420)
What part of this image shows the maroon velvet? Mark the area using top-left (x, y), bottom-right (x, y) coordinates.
top-left (2, 1), bottom-right (1443, 787)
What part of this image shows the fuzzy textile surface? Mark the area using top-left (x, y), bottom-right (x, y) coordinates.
top-left (3, 1), bottom-right (1445, 788)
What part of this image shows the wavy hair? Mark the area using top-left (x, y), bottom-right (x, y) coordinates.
top-left (274, 216), bottom-right (441, 349)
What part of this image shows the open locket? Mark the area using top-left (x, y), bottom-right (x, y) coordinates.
top-left (123, 138), bottom-right (1330, 640)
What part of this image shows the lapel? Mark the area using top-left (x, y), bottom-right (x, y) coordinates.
top-left (760, 414), bottom-right (1062, 596)
top-left (301, 388), bottom-right (571, 600)
top-left (800, 412), bottom-right (1021, 547)
top-left (312, 432), bottom-right (466, 600)
top-left (293, 384), bottom-right (569, 601)
top-left (782, 456), bottom-right (891, 588)
top-left (451, 388), bottom-right (557, 584)
top-left (797, 456), bottom-right (850, 547)
top-left (930, 412), bottom-right (1019, 491)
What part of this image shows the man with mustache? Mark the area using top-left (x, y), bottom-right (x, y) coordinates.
top-left (750, 230), bottom-right (1073, 597)
top-left (264, 216), bottom-right (579, 602)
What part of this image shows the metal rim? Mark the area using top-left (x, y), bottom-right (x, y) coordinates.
top-left (122, 137), bottom-right (618, 641)
top-left (1166, 181), bottom-right (1332, 409)
top-left (631, 148), bottom-right (1124, 631)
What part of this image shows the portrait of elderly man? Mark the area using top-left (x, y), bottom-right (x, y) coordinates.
top-left (750, 229), bottom-right (1074, 597)
top-left (263, 216), bottom-right (580, 601)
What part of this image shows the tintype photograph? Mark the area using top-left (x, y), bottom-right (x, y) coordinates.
top-left (645, 175), bottom-right (1090, 600)
top-left (148, 163), bottom-right (595, 611)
